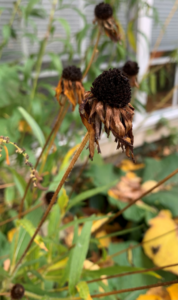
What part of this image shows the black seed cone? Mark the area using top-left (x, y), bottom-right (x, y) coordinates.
top-left (123, 61), bottom-right (139, 76)
top-left (91, 69), bottom-right (131, 108)
top-left (44, 191), bottom-right (56, 205)
top-left (62, 66), bottom-right (82, 82)
top-left (11, 284), bottom-right (25, 300)
top-left (95, 2), bottom-right (113, 20)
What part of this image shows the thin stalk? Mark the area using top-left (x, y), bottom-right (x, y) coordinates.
top-left (92, 168), bottom-right (178, 235)
top-left (82, 27), bottom-right (102, 79)
top-left (39, 100), bottom-right (70, 174)
top-left (69, 156), bottom-right (89, 197)
top-left (18, 106), bottom-right (65, 218)
top-left (0, 203), bottom-right (42, 227)
top-left (12, 133), bottom-right (89, 274)
top-left (87, 262), bottom-right (178, 284)
top-left (0, 183), bottom-right (14, 189)
top-left (28, 0), bottom-right (57, 112)
top-left (90, 280), bottom-right (178, 298)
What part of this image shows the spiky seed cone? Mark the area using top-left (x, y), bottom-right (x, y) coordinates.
top-left (123, 61), bottom-right (139, 76)
top-left (95, 2), bottom-right (113, 20)
top-left (91, 68), bottom-right (131, 108)
top-left (44, 191), bottom-right (57, 205)
top-left (62, 66), bottom-right (82, 82)
top-left (11, 284), bottom-right (25, 300)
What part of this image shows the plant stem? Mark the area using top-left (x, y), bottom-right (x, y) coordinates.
top-left (12, 133), bottom-right (89, 274)
top-left (0, 203), bottom-right (42, 227)
top-left (28, 0), bottom-right (57, 112)
top-left (69, 156), bottom-right (89, 197)
top-left (90, 280), bottom-right (178, 298)
top-left (18, 107), bottom-right (65, 218)
top-left (87, 262), bottom-right (178, 284)
top-left (92, 168), bottom-right (178, 235)
top-left (82, 27), bottom-right (102, 79)
top-left (39, 100), bottom-right (70, 174)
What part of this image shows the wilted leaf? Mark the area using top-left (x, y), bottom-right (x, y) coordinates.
top-left (143, 210), bottom-right (178, 275)
top-left (120, 159), bottom-right (144, 172)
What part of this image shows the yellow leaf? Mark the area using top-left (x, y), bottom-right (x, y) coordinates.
top-left (96, 230), bottom-right (111, 248)
top-left (166, 284), bottom-right (178, 300)
top-left (120, 159), bottom-right (144, 172)
top-left (143, 210), bottom-right (178, 275)
top-left (7, 228), bottom-right (17, 242)
top-left (127, 20), bottom-right (136, 52)
top-left (18, 120), bottom-right (32, 133)
top-left (142, 180), bottom-right (160, 193)
top-left (108, 189), bottom-right (119, 200)
top-left (91, 214), bottom-right (111, 233)
top-left (47, 257), bottom-right (68, 272)
top-left (58, 188), bottom-right (69, 216)
top-left (17, 219), bottom-right (48, 252)
top-left (60, 144), bottom-right (80, 171)
top-left (137, 295), bottom-right (162, 300)
top-left (137, 286), bottom-right (172, 300)
top-left (3, 145), bottom-right (10, 165)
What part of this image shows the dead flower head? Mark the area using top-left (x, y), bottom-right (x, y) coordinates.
top-left (79, 68), bottom-right (135, 161)
top-left (93, 2), bottom-right (121, 42)
top-left (11, 284), bottom-right (25, 300)
top-left (122, 60), bottom-right (139, 88)
top-left (55, 65), bottom-right (84, 111)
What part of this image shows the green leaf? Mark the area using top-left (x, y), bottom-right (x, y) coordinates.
top-left (76, 281), bottom-right (91, 300)
top-left (49, 53), bottom-right (62, 74)
top-left (48, 205), bottom-right (60, 237)
top-left (2, 24), bottom-right (11, 41)
top-left (8, 168), bottom-right (30, 203)
top-left (150, 73), bottom-right (157, 94)
top-left (127, 20), bottom-right (136, 52)
top-left (58, 188), bottom-right (69, 215)
top-left (56, 18), bottom-right (71, 38)
top-left (67, 180), bottom-right (118, 210)
top-left (18, 106), bottom-right (45, 147)
top-left (83, 265), bottom-right (160, 279)
top-left (69, 221), bottom-right (92, 295)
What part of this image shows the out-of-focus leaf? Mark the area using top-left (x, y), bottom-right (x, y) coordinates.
top-left (2, 24), bottom-right (11, 41)
top-left (83, 265), bottom-right (160, 279)
top-left (58, 188), bottom-right (69, 216)
top-left (18, 106), bottom-right (45, 147)
top-left (48, 204), bottom-right (60, 237)
top-left (150, 73), bottom-right (156, 94)
top-left (76, 281), bottom-right (92, 300)
top-left (56, 18), bottom-right (71, 38)
top-left (143, 210), bottom-right (178, 275)
top-left (67, 180), bottom-right (118, 210)
top-left (127, 20), bottom-right (136, 52)
top-left (69, 221), bottom-right (92, 295)
top-left (49, 53), bottom-right (62, 74)
top-left (8, 169), bottom-right (30, 204)
top-left (17, 219), bottom-right (48, 252)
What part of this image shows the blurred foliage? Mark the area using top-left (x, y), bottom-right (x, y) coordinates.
top-left (0, 0), bottom-right (178, 299)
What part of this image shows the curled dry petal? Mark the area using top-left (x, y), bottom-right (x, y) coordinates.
top-left (105, 105), bottom-right (113, 128)
top-left (95, 101), bottom-right (105, 123)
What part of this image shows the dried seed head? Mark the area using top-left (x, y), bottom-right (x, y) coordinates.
top-left (44, 191), bottom-right (56, 205)
top-left (91, 68), bottom-right (131, 108)
top-left (62, 65), bottom-right (82, 82)
top-left (95, 2), bottom-right (113, 20)
top-left (123, 61), bottom-right (139, 76)
top-left (11, 284), bottom-right (25, 300)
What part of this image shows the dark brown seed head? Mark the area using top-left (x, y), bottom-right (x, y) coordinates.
top-left (122, 61), bottom-right (139, 76)
top-left (91, 68), bottom-right (131, 108)
top-left (62, 65), bottom-right (82, 82)
top-left (94, 2), bottom-right (113, 20)
top-left (11, 284), bottom-right (25, 300)
top-left (44, 191), bottom-right (56, 205)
